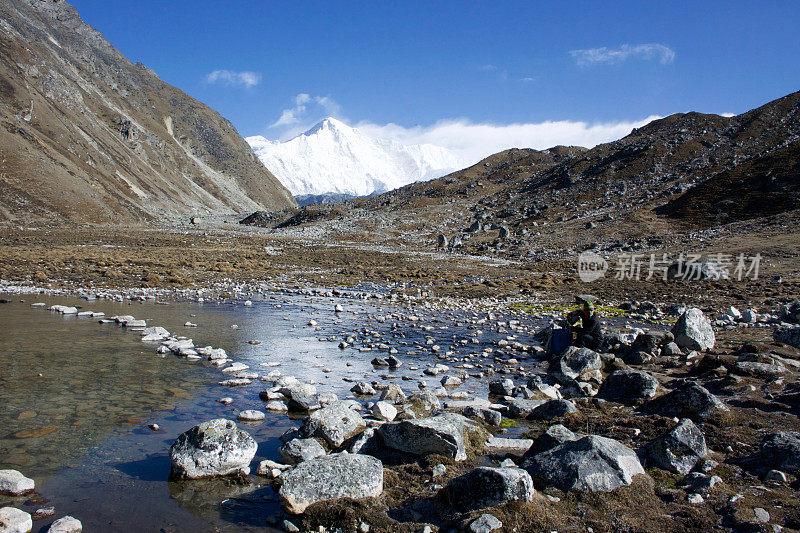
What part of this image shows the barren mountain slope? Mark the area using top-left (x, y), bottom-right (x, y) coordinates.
top-left (0, 0), bottom-right (295, 224)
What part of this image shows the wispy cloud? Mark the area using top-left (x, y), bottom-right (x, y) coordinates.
top-left (258, 94), bottom-right (659, 164)
top-left (205, 69), bottom-right (261, 88)
top-left (267, 93), bottom-right (343, 139)
top-left (354, 116), bottom-right (661, 167)
top-left (570, 43), bottom-right (675, 66)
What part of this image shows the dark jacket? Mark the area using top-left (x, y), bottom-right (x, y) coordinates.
top-left (568, 310), bottom-right (602, 340)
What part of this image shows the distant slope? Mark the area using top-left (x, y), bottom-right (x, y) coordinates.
top-left (277, 90), bottom-right (800, 262)
top-left (247, 118), bottom-right (460, 196)
top-left (0, 0), bottom-right (295, 224)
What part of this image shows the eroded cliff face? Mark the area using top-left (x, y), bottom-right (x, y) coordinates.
top-left (0, 0), bottom-right (296, 224)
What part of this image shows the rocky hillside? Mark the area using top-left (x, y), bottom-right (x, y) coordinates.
top-left (272, 90), bottom-right (799, 263)
top-left (0, 0), bottom-right (295, 224)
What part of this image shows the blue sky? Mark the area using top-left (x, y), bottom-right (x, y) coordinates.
top-left (70, 0), bottom-right (799, 160)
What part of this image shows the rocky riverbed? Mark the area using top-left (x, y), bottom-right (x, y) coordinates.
top-left (1, 282), bottom-right (800, 532)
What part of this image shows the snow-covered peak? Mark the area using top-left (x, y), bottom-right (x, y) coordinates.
top-left (246, 118), bottom-right (461, 197)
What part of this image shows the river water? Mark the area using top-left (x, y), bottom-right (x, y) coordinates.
top-left (0, 291), bottom-right (549, 531)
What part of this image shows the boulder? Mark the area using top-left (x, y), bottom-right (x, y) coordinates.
top-left (523, 424), bottom-right (582, 457)
top-left (646, 419), bottom-right (707, 474)
top-left (645, 383), bottom-right (728, 422)
top-left (48, 516), bottom-right (82, 532)
top-left (282, 384), bottom-right (321, 412)
top-left (773, 326), bottom-right (800, 348)
top-left (351, 382), bottom-right (376, 396)
top-left (441, 466), bottom-right (534, 512)
top-left (552, 346), bottom-right (602, 382)
top-left (169, 419), bottom-right (257, 479)
top-left (672, 308), bottom-right (715, 351)
top-left (526, 376), bottom-right (562, 400)
top-left (0, 507), bottom-right (32, 533)
top-left (0, 470), bottom-right (34, 495)
top-left (524, 435), bottom-right (646, 492)
top-left (372, 401), bottom-right (398, 422)
top-left (279, 453), bottom-right (384, 514)
top-left (489, 378), bottom-right (515, 396)
top-left (279, 438), bottom-right (327, 465)
top-left (761, 432), bottom-right (800, 473)
top-left (598, 369), bottom-right (659, 403)
top-left (379, 384), bottom-right (407, 404)
top-left (409, 390), bottom-right (441, 412)
top-left (348, 427), bottom-right (382, 455)
top-left (528, 399), bottom-right (577, 420)
top-left (379, 413), bottom-right (482, 461)
top-left (507, 398), bottom-right (546, 418)
top-left (734, 361), bottom-right (785, 379)
top-left (463, 405), bottom-right (502, 426)
top-left (301, 401), bottom-right (366, 448)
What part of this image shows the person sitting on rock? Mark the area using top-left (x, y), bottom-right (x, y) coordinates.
top-left (566, 299), bottom-right (602, 349)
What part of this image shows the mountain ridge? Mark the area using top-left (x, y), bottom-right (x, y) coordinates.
top-left (0, 0), bottom-right (296, 224)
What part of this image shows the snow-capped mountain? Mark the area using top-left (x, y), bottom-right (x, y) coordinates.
top-left (246, 118), bottom-right (461, 197)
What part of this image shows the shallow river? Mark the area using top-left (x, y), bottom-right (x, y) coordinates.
top-left (0, 291), bottom-right (547, 531)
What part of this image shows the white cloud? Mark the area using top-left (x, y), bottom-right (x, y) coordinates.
top-left (267, 93), bottom-right (344, 139)
top-left (353, 116), bottom-right (661, 167)
top-left (570, 43), bottom-right (675, 66)
top-left (205, 69), bottom-right (261, 88)
top-left (720, 112), bottom-right (736, 117)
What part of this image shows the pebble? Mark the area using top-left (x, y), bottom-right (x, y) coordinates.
top-left (48, 515), bottom-right (82, 532)
top-left (237, 410), bottom-right (265, 422)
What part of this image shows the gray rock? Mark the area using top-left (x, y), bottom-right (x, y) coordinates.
top-left (528, 399), bottom-right (577, 420)
top-left (279, 453), bottom-right (384, 514)
top-left (774, 325), bottom-right (800, 348)
top-left (409, 390), bottom-right (441, 412)
top-left (489, 378), bottom-right (515, 396)
top-left (553, 346), bottom-right (602, 381)
top-left (285, 386), bottom-right (321, 412)
top-left (0, 507), bottom-right (32, 533)
top-left (598, 369), bottom-right (659, 402)
top-left (462, 405), bottom-right (502, 426)
top-left (351, 382), bottom-right (376, 396)
top-left (282, 519), bottom-right (300, 532)
top-left (507, 398), bottom-right (546, 418)
top-left (48, 516), bottom-right (82, 532)
top-left (301, 401), bottom-right (366, 449)
top-left (753, 507), bottom-right (770, 523)
top-left (523, 424), bottom-right (582, 457)
top-left (672, 308), bottom-right (715, 351)
top-left (169, 419), bottom-right (257, 479)
top-left (469, 514), bottom-right (503, 533)
top-left (485, 437), bottom-right (534, 455)
top-left (526, 376), bottom-right (562, 400)
top-left (372, 401), bottom-right (398, 422)
top-left (681, 472), bottom-right (721, 492)
top-left (379, 413), bottom-right (481, 461)
top-left (646, 419), bottom-right (707, 474)
top-left (0, 470), bottom-right (34, 495)
top-left (761, 431), bottom-right (800, 473)
top-left (524, 435), bottom-right (646, 492)
top-left (734, 361), bottom-right (785, 379)
top-left (662, 341), bottom-right (682, 357)
top-left (646, 383), bottom-right (729, 421)
top-left (279, 438), bottom-right (327, 465)
top-left (442, 466), bottom-right (534, 512)
top-left (380, 384), bottom-right (407, 405)
top-left (348, 427), bottom-right (381, 455)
